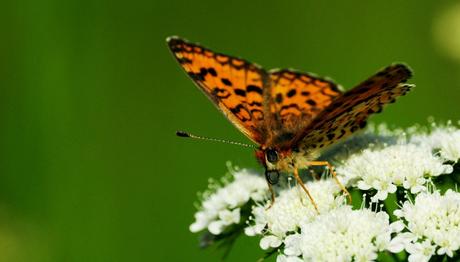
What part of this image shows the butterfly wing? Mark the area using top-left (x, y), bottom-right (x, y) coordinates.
top-left (167, 37), bottom-right (268, 144)
top-left (265, 69), bottom-right (343, 147)
top-left (290, 64), bottom-right (413, 153)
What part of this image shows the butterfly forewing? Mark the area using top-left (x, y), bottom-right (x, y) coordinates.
top-left (290, 64), bottom-right (413, 153)
top-left (167, 37), bottom-right (268, 144)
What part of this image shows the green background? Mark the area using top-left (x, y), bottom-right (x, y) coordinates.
top-left (1, 0), bottom-right (459, 261)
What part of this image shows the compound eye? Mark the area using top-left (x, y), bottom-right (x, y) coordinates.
top-left (266, 149), bottom-right (279, 163)
top-left (265, 170), bottom-right (280, 185)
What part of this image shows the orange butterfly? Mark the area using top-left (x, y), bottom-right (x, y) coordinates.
top-left (167, 36), bottom-right (413, 211)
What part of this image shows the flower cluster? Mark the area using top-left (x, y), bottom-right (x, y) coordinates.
top-left (189, 168), bottom-right (267, 235)
top-left (189, 122), bottom-right (460, 261)
top-left (245, 179), bottom-right (344, 247)
top-left (411, 123), bottom-right (460, 162)
top-left (281, 206), bottom-right (399, 261)
top-left (337, 143), bottom-right (453, 202)
top-left (390, 190), bottom-right (460, 261)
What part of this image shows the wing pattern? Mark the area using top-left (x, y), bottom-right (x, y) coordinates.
top-left (291, 64), bottom-right (413, 153)
top-left (266, 69), bottom-right (342, 147)
top-left (168, 37), bottom-right (268, 144)
top-left (168, 37), bottom-right (413, 154)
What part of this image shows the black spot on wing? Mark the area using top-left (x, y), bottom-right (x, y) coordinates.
top-left (188, 72), bottom-right (205, 81)
top-left (208, 67), bottom-right (217, 76)
top-left (200, 67), bottom-right (208, 76)
top-left (287, 89), bottom-right (296, 98)
top-left (246, 85), bottom-right (263, 95)
top-left (234, 89), bottom-right (246, 97)
top-left (221, 78), bottom-right (232, 86)
top-left (306, 99), bottom-right (317, 106)
top-left (248, 101), bottom-right (262, 106)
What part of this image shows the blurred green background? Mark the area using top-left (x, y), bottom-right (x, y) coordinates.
top-left (1, 0), bottom-right (460, 261)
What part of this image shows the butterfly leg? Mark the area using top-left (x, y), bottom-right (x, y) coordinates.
top-left (293, 168), bottom-right (319, 213)
top-left (265, 182), bottom-right (276, 210)
top-left (306, 161), bottom-right (352, 203)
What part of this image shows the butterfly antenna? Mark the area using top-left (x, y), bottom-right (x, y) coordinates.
top-left (176, 131), bottom-right (257, 149)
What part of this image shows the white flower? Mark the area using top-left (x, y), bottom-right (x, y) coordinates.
top-left (189, 168), bottom-right (267, 234)
top-left (244, 205), bottom-right (267, 236)
top-left (276, 254), bottom-right (303, 262)
top-left (218, 208), bottom-right (240, 225)
top-left (406, 240), bottom-right (436, 262)
top-left (388, 232), bottom-right (415, 253)
top-left (189, 211), bottom-right (214, 233)
top-left (260, 235), bottom-right (283, 250)
top-left (412, 125), bottom-right (460, 162)
top-left (391, 190), bottom-right (460, 259)
top-left (246, 179), bottom-right (344, 239)
top-left (292, 206), bottom-right (394, 261)
top-left (208, 220), bottom-right (225, 235)
top-left (337, 143), bottom-right (453, 201)
top-left (283, 234), bottom-right (302, 257)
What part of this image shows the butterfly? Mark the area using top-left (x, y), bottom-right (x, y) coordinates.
top-left (167, 36), bottom-right (413, 211)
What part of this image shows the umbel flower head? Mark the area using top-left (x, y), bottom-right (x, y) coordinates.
top-left (389, 189), bottom-right (460, 261)
top-left (189, 167), bottom-right (267, 235)
top-left (337, 143), bottom-right (453, 202)
top-left (245, 179), bottom-right (344, 246)
top-left (282, 206), bottom-right (400, 261)
top-left (411, 121), bottom-right (460, 163)
top-left (189, 122), bottom-right (460, 261)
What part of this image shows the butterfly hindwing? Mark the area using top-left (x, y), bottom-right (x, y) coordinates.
top-left (167, 37), bottom-right (268, 144)
top-left (291, 64), bottom-right (413, 153)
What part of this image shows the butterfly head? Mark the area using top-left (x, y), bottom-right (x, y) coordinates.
top-left (256, 147), bottom-right (295, 185)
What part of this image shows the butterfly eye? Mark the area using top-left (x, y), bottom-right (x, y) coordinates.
top-left (266, 149), bottom-right (279, 163)
top-left (265, 169), bottom-right (280, 185)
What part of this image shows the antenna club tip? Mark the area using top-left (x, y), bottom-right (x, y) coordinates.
top-left (176, 131), bottom-right (190, 138)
